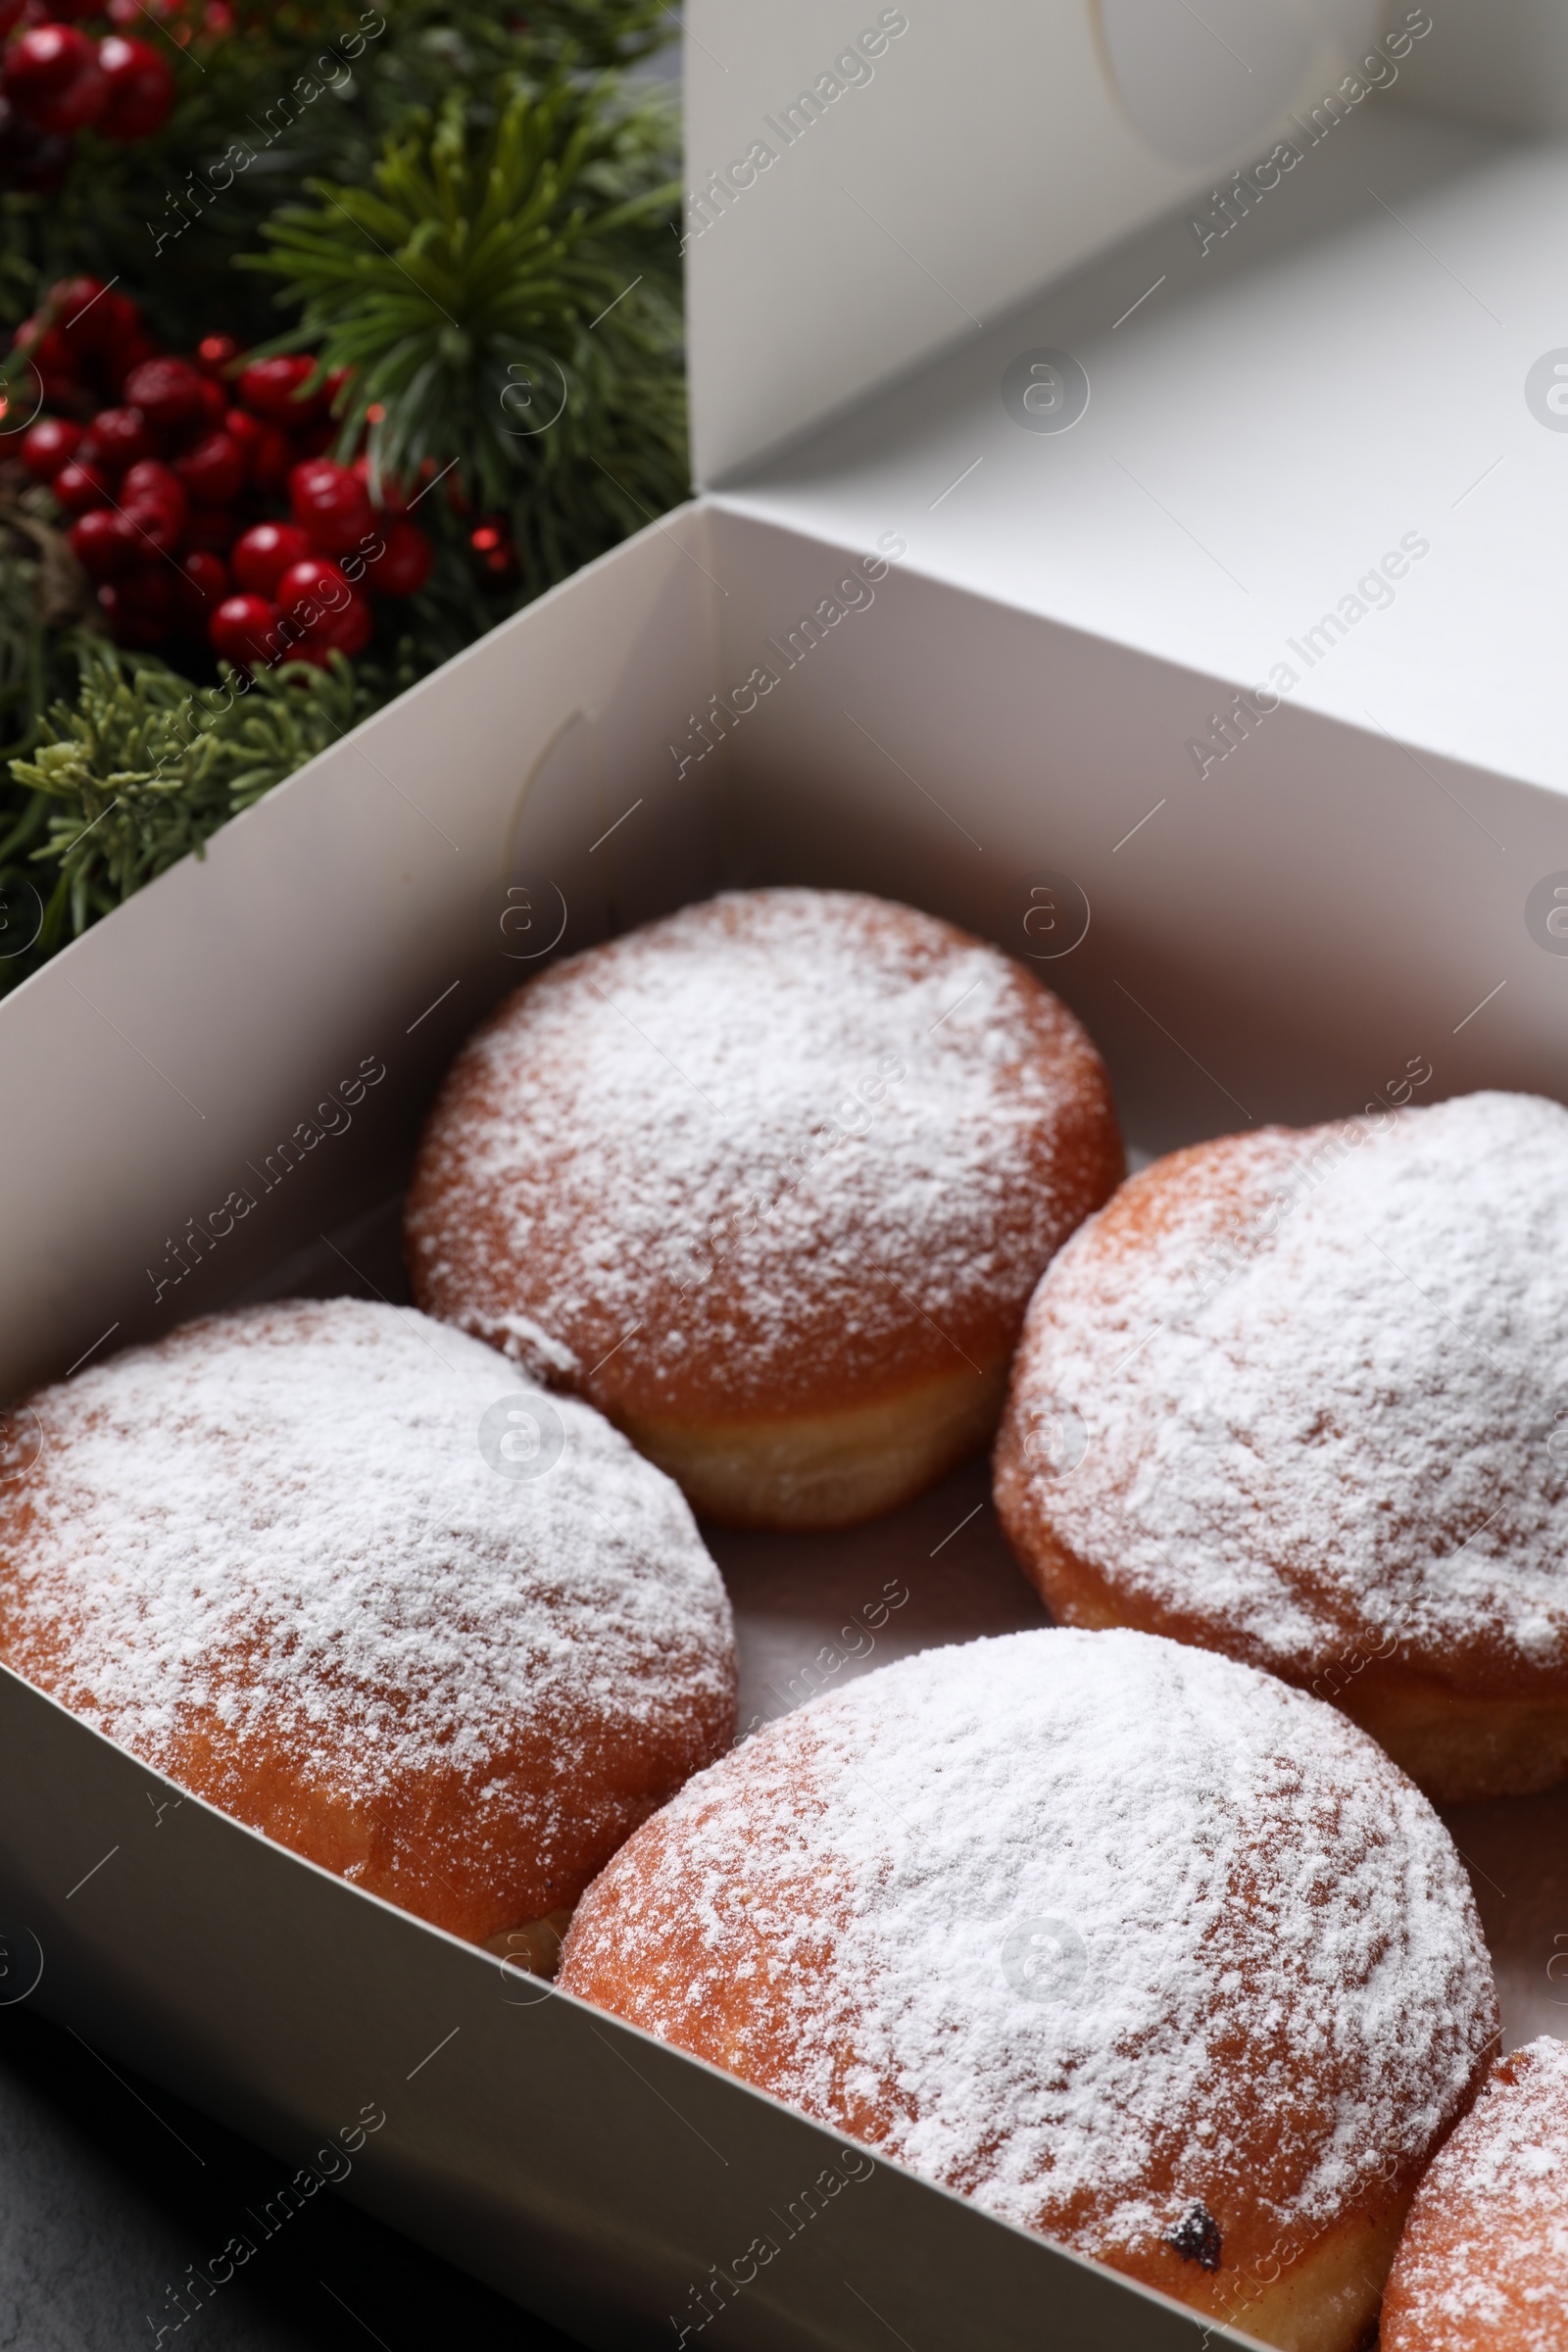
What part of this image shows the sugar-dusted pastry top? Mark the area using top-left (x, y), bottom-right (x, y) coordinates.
top-left (0, 1298), bottom-right (736, 1940)
top-left (1382, 2034), bottom-right (1568, 2351)
top-left (560, 1627), bottom-right (1495, 2278)
top-left (406, 888), bottom-right (1123, 1418)
top-left (996, 1093), bottom-right (1568, 1689)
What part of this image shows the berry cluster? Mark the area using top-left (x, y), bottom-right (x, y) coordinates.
top-left (13, 279), bottom-right (432, 667)
top-left (0, 0), bottom-right (182, 192)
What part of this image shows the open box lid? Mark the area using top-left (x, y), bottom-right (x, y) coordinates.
top-left (685, 0), bottom-right (1568, 800)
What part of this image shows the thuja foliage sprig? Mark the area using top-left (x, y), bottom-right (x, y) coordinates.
top-left (0, 508), bottom-right (88, 771)
top-left (11, 639), bottom-right (368, 952)
top-left (246, 74), bottom-right (687, 580)
top-left (0, 504), bottom-right (96, 993)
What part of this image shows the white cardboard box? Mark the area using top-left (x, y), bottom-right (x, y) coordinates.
top-left (2, 5), bottom-right (1566, 2345)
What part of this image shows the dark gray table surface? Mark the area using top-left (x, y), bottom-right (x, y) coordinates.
top-left (0, 1999), bottom-right (580, 2350)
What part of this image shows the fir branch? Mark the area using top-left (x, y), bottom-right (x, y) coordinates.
top-left (7, 2), bottom-right (677, 352)
top-left (0, 505), bottom-right (95, 990)
top-left (246, 74), bottom-right (688, 577)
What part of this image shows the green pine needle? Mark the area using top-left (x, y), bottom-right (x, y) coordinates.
top-left (246, 74), bottom-right (688, 547)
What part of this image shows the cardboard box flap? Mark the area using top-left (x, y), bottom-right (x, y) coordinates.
top-left (684, 0), bottom-right (1386, 486)
top-left (704, 98), bottom-right (1568, 799)
top-left (1387, 0), bottom-right (1568, 136)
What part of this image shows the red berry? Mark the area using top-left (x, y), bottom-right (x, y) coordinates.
top-left (236, 354), bottom-right (326, 426)
top-left (110, 333), bottom-right (159, 398)
top-left (329, 596), bottom-right (372, 658)
top-left (221, 405), bottom-right (260, 458)
top-left (77, 404), bottom-right (154, 472)
top-left (172, 428), bottom-right (243, 506)
top-left (96, 35), bottom-right (174, 140)
top-left (119, 457), bottom-right (186, 554)
top-left (190, 373), bottom-right (226, 430)
top-left (469, 517), bottom-right (515, 577)
top-left (247, 422), bottom-right (293, 496)
top-left (51, 458), bottom-right (114, 513)
top-left (363, 518), bottom-right (431, 598)
top-left (13, 313), bottom-right (72, 374)
top-left (185, 543), bottom-right (227, 592)
top-left (51, 275), bottom-right (118, 364)
top-left (174, 547), bottom-right (227, 632)
top-left (196, 333), bottom-right (240, 378)
top-left (231, 519), bottom-right (312, 597)
top-left (121, 357), bottom-right (205, 431)
top-left (120, 456), bottom-right (182, 504)
top-left (121, 505), bottom-right (184, 561)
top-left (209, 593), bottom-right (277, 666)
top-left (181, 547), bottom-right (228, 600)
top-left (49, 272), bottom-right (101, 308)
top-left (21, 416), bottom-right (81, 479)
top-left (288, 457), bottom-right (373, 557)
top-left (276, 554), bottom-right (349, 604)
top-left (68, 506), bottom-right (136, 580)
top-left (275, 555), bottom-right (371, 661)
top-left (99, 565), bottom-right (172, 648)
top-left (95, 288), bottom-right (143, 352)
top-left (351, 453), bottom-right (410, 516)
top-left (2, 25), bottom-right (107, 134)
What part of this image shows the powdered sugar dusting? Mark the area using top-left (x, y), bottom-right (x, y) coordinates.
top-left (1003, 1093), bottom-right (1568, 1682)
top-left (1384, 2035), bottom-right (1568, 2349)
top-left (561, 1628), bottom-right (1494, 2260)
top-left (407, 889), bottom-right (1120, 1413)
top-left (0, 1299), bottom-right (734, 1899)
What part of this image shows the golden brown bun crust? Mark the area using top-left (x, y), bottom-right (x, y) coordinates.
top-left (617, 1354), bottom-right (1011, 1530)
top-left (405, 889), bottom-right (1123, 1439)
top-left (1009, 1511), bottom-right (1568, 1803)
top-left (560, 1628), bottom-right (1497, 2352)
top-left (563, 1827), bottom-right (1442, 2347)
top-left (0, 1299), bottom-right (736, 1944)
top-left (1382, 2036), bottom-right (1568, 2351)
top-left (995, 1098), bottom-right (1568, 1799)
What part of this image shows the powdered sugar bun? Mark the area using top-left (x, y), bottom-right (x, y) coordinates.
top-left (1382, 2035), bottom-right (1568, 2350)
top-left (559, 1627), bottom-right (1496, 2351)
top-left (995, 1092), bottom-right (1568, 1801)
top-left (0, 1298), bottom-right (736, 1948)
top-left (405, 888), bottom-right (1122, 1529)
